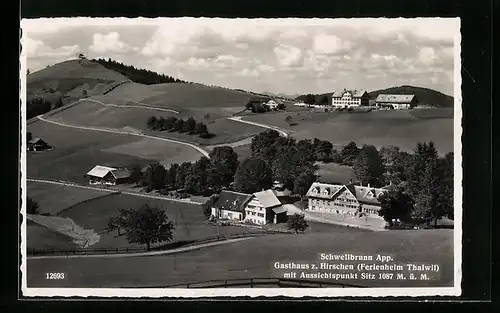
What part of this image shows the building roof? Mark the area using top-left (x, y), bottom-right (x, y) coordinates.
top-left (28, 137), bottom-right (45, 144)
top-left (110, 168), bottom-right (130, 179)
top-left (212, 190), bottom-right (252, 213)
top-left (375, 94), bottom-right (416, 103)
top-left (253, 189), bottom-right (282, 208)
top-left (86, 165), bottom-right (117, 178)
top-left (306, 182), bottom-right (387, 205)
top-left (272, 206), bottom-right (287, 214)
top-left (332, 89), bottom-right (367, 98)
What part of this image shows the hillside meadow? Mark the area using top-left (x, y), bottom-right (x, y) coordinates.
top-left (27, 119), bottom-right (201, 183)
top-left (243, 108), bottom-right (454, 154)
top-left (27, 228), bottom-right (453, 288)
top-left (45, 99), bottom-right (267, 145)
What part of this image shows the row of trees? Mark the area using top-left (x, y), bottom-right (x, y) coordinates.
top-left (299, 93), bottom-right (329, 106)
top-left (146, 116), bottom-right (213, 138)
top-left (130, 146), bottom-right (240, 196)
top-left (27, 97), bottom-right (63, 119)
top-left (92, 58), bottom-right (188, 85)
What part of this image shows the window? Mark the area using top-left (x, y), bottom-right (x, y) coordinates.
top-left (258, 213), bottom-right (264, 217)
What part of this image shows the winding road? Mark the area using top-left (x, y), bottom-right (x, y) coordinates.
top-left (228, 116), bottom-right (289, 137)
top-left (86, 98), bottom-right (180, 114)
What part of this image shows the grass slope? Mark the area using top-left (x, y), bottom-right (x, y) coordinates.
top-left (27, 119), bottom-right (157, 183)
top-left (27, 59), bottom-right (128, 104)
top-left (27, 181), bottom-right (110, 215)
top-left (27, 220), bottom-right (78, 250)
top-left (27, 228), bottom-right (453, 288)
top-left (58, 193), bottom-right (263, 249)
top-left (244, 109), bottom-right (453, 154)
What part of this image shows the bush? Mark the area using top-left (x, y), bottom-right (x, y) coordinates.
top-left (347, 107), bottom-right (354, 112)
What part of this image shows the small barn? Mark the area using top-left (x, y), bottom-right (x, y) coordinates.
top-left (211, 190), bottom-right (252, 221)
top-left (27, 138), bottom-right (51, 151)
top-left (85, 165), bottom-right (130, 185)
top-left (375, 94), bottom-right (419, 109)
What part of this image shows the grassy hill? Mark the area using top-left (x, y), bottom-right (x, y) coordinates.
top-left (295, 85), bottom-right (454, 108)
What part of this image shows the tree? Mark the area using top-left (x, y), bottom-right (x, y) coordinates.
top-left (27, 69), bottom-right (30, 75)
top-left (82, 89), bottom-right (88, 98)
top-left (27, 131), bottom-right (32, 143)
top-left (207, 163), bottom-right (226, 193)
top-left (320, 95), bottom-right (329, 106)
top-left (340, 141), bottom-right (360, 166)
top-left (195, 122), bottom-right (208, 135)
top-left (377, 188), bottom-right (413, 227)
top-left (184, 117), bottom-right (197, 133)
top-left (184, 157), bottom-right (211, 195)
top-left (251, 130), bottom-right (281, 155)
top-left (314, 140), bottom-right (334, 162)
top-left (293, 173), bottom-right (317, 200)
top-left (287, 214), bottom-right (309, 234)
top-left (175, 162), bottom-right (192, 190)
top-left (297, 139), bottom-right (315, 161)
top-left (173, 119), bottom-right (185, 132)
top-left (163, 117), bottom-right (177, 130)
top-left (124, 204), bottom-right (175, 251)
top-left (209, 146), bottom-right (239, 187)
top-left (155, 117), bottom-right (165, 130)
top-left (128, 164), bottom-right (142, 185)
top-left (78, 53), bottom-right (86, 59)
top-left (164, 163), bottom-right (179, 189)
top-left (380, 146), bottom-right (411, 185)
top-left (304, 94), bottom-right (316, 105)
top-left (273, 147), bottom-right (317, 190)
top-left (107, 208), bottom-right (135, 236)
top-left (353, 145), bottom-right (385, 187)
top-left (144, 163), bottom-right (167, 190)
top-left (407, 141), bottom-right (439, 199)
top-left (441, 152), bottom-right (454, 220)
top-left (147, 116), bottom-right (158, 130)
top-left (234, 157), bottom-right (273, 194)
top-left (26, 197), bottom-right (40, 214)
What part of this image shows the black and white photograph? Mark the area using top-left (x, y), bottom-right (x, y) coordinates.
top-left (20, 17), bottom-right (462, 297)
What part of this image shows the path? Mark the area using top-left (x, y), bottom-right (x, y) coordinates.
top-left (228, 116), bottom-right (289, 137)
top-left (85, 98), bottom-right (180, 114)
top-left (36, 115), bottom-right (210, 158)
top-left (27, 237), bottom-right (253, 260)
top-left (27, 178), bottom-right (204, 204)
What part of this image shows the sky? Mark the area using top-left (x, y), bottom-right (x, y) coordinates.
top-left (21, 18), bottom-right (459, 96)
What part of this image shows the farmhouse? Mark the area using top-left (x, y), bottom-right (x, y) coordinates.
top-left (331, 89), bottom-right (369, 108)
top-left (244, 189), bottom-right (287, 225)
top-left (211, 190), bottom-right (253, 221)
top-left (211, 189), bottom-right (287, 225)
top-left (375, 94), bottom-right (418, 109)
top-left (27, 137), bottom-right (51, 151)
top-left (305, 182), bottom-right (391, 219)
top-left (85, 165), bottom-right (130, 185)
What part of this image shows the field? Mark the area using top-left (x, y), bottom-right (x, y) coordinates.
top-left (26, 220), bottom-right (78, 250)
top-left (27, 119), bottom-right (201, 183)
top-left (58, 193), bottom-right (263, 249)
top-left (45, 99), bottom-right (267, 146)
top-left (27, 228), bottom-right (453, 288)
top-left (27, 181), bottom-right (110, 215)
top-left (243, 108), bottom-right (454, 154)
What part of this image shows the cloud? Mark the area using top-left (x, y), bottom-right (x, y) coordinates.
top-left (257, 64), bottom-right (275, 73)
top-left (213, 54), bottom-right (241, 69)
top-left (312, 34), bottom-right (351, 55)
top-left (237, 68), bottom-right (260, 78)
top-left (418, 47), bottom-right (438, 66)
top-left (273, 44), bottom-right (303, 67)
top-left (89, 32), bottom-right (137, 54)
top-left (23, 36), bottom-right (79, 58)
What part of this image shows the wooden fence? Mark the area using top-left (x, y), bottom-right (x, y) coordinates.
top-left (27, 231), bottom-right (289, 256)
top-left (148, 277), bottom-right (366, 289)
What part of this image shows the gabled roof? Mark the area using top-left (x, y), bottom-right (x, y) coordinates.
top-left (306, 182), bottom-right (387, 205)
top-left (253, 189), bottom-right (281, 208)
top-left (212, 190), bottom-right (252, 213)
top-left (110, 168), bottom-right (130, 179)
top-left (375, 94), bottom-right (416, 103)
top-left (86, 165), bottom-right (117, 178)
top-left (272, 206), bottom-right (287, 214)
top-left (332, 89), bottom-right (367, 98)
top-left (28, 137), bottom-right (44, 144)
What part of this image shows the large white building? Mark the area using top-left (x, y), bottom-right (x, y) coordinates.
top-left (331, 89), bottom-right (369, 108)
top-left (305, 182), bottom-right (393, 219)
top-left (375, 94), bottom-right (418, 109)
